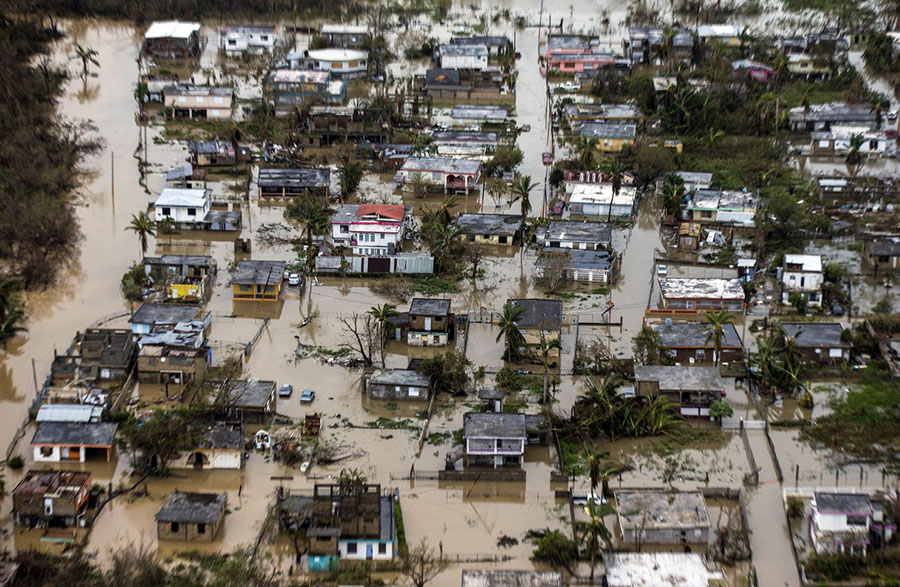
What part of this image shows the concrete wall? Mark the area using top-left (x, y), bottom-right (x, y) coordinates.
top-left (157, 513), bottom-right (222, 542)
top-left (339, 539), bottom-right (395, 560)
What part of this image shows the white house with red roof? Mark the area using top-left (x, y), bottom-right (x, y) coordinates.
top-left (330, 204), bottom-right (412, 256)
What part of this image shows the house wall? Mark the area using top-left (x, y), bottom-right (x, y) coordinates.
top-left (339, 539), bottom-right (395, 560)
top-left (594, 137), bottom-right (633, 153)
top-left (662, 297), bottom-right (745, 312)
top-left (170, 449), bottom-right (242, 470)
top-left (232, 282), bottom-right (282, 300)
top-left (667, 347), bottom-right (743, 366)
top-left (137, 352), bottom-right (208, 384)
top-left (309, 534), bottom-right (339, 555)
top-left (797, 346), bottom-right (849, 364)
top-left (781, 271), bottom-right (823, 306)
top-left (366, 383), bottom-right (430, 401)
top-left (520, 328), bottom-right (562, 352)
top-left (566, 267), bottom-right (610, 284)
top-left (569, 201), bottom-right (633, 218)
top-left (621, 526), bottom-right (709, 545)
top-left (409, 314), bottom-right (449, 332)
top-left (408, 332), bottom-right (450, 346)
top-left (33, 445), bottom-right (85, 463)
top-left (144, 37), bottom-right (199, 58)
top-left (460, 233), bottom-right (515, 245)
top-left (441, 54), bottom-right (489, 70)
top-left (155, 201), bottom-right (210, 224)
top-left (157, 516), bottom-right (222, 542)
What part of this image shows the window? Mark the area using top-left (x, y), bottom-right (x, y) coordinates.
top-left (197, 523), bottom-right (206, 534)
top-left (171, 522), bottom-right (179, 532)
top-left (260, 35), bottom-right (269, 41)
top-left (700, 210), bottom-right (712, 218)
top-left (468, 234), bottom-right (475, 242)
top-left (40, 446), bottom-right (53, 457)
top-left (341, 225), bottom-right (349, 233)
top-left (378, 543), bottom-right (387, 554)
top-left (346, 543), bottom-right (358, 554)
top-left (162, 207), bottom-right (171, 216)
top-left (187, 208), bottom-right (197, 216)
top-left (696, 349), bottom-right (706, 359)
top-left (228, 39), bottom-right (237, 46)
top-left (847, 515), bottom-right (867, 526)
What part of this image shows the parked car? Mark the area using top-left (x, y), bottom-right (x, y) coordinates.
top-left (656, 264), bottom-right (668, 277)
top-left (552, 200), bottom-right (564, 216)
top-left (561, 81), bottom-right (580, 92)
top-left (288, 273), bottom-right (303, 286)
top-left (299, 389), bottom-right (316, 403)
top-left (278, 384), bottom-right (293, 398)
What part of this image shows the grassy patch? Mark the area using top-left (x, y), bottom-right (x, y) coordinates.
top-left (408, 275), bottom-right (461, 295)
top-left (802, 378), bottom-right (900, 462)
top-left (640, 427), bottom-right (731, 458)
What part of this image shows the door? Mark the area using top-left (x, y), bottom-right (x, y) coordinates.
top-left (424, 317), bottom-right (432, 331)
top-left (366, 544), bottom-right (373, 559)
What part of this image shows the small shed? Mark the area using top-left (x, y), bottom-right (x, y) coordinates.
top-left (156, 491), bottom-right (227, 542)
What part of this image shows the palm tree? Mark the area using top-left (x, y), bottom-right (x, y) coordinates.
top-left (509, 175), bottom-right (538, 226)
top-left (538, 335), bottom-right (561, 403)
top-left (660, 174), bottom-right (686, 218)
top-left (496, 302), bottom-right (526, 364)
top-left (601, 158), bottom-right (625, 222)
top-left (408, 172), bottom-right (429, 199)
top-left (127, 211), bottom-right (156, 256)
top-left (574, 136), bottom-right (598, 170)
top-left (582, 500), bottom-right (615, 584)
top-left (0, 307), bottom-right (27, 348)
top-left (871, 97), bottom-right (885, 128)
top-left (367, 303), bottom-right (399, 365)
top-left (701, 310), bottom-right (735, 367)
top-left (74, 44), bottom-right (99, 79)
top-left (285, 196), bottom-right (334, 250)
top-left (846, 132), bottom-right (866, 176)
top-left (431, 223), bottom-right (461, 272)
top-left (706, 128), bottom-right (725, 146)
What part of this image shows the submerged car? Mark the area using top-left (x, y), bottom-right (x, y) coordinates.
top-left (278, 384), bottom-right (293, 398)
top-left (299, 389), bottom-right (316, 403)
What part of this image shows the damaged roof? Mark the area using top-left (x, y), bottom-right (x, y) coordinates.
top-left (455, 213), bottom-right (522, 236)
top-left (615, 490), bottom-right (710, 530)
top-left (781, 322), bottom-right (847, 348)
top-left (258, 167), bottom-right (330, 188)
top-left (463, 412), bottom-right (527, 439)
top-left (31, 422), bottom-right (118, 447)
top-left (659, 278), bottom-right (745, 300)
top-left (156, 491), bottom-right (226, 524)
top-left (409, 298), bottom-right (451, 316)
top-left (544, 220), bottom-right (613, 244)
top-left (649, 320), bottom-right (742, 348)
top-left (230, 260), bottom-right (285, 285)
top-left (634, 365), bottom-right (726, 392)
top-left (509, 299), bottom-right (563, 329)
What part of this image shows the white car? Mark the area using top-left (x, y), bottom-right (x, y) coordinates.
top-left (656, 264), bottom-right (668, 277)
top-left (562, 81), bottom-right (580, 92)
top-left (287, 273), bottom-right (302, 286)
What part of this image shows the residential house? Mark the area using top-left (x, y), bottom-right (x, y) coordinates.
top-left (543, 34), bottom-right (624, 74)
top-left (219, 25), bottom-right (276, 56)
top-left (810, 492), bottom-right (875, 556)
top-left (439, 44), bottom-right (489, 70)
top-left (222, 379), bottom-right (277, 423)
top-left (677, 222), bottom-right (702, 250)
top-left (536, 249), bottom-right (615, 284)
top-left (406, 298), bottom-right (453, 346)
top-left (258, 167), bottom-right (331, 200)
top-left (173, 421), bottom-right (244, 470)
top-left (788, 52), bottom-right (833, 79)
top-left (580, 122), bottom-right (637, 152)
top-left (143, 255), bottom-right (216, 302)
top-left (50, 328), bottom-right (136, 386)
top-left (509, 299), bottom-right (563, 354)
top-left (659, 278), bottom-right (746, 312)
top-left (732, 59), bottom-right (775, 83)
top-left (648, 319), bottom-right (743, 366)
top-left (432, 131), bottom-right (500, 159)
top-left (781, 322), bottom-right (849, 363)
top-left (781, 254), bottom-right (823, 307)
top-left (816, 176), bottom-right (898, 209)
top-left (320, 24), bottom-right (370, 48)
top-left (137, 320), bottom-right (210, 385)
top-left (866, 238), bottom-right (900, 273)
top-left (306, 483), bottom-right (398, 566)
top-left (627, 26), bottom-right (693, 65)
top-left (461, 571), bottom-right (562, 587)
top-left (163, 86), bottom-right (233, 120)
top-left (154, 188), bottom-right (211, 226)
top-left (36, 404), bottom-right (103, 424)
top-left (541, 220), bottom-right (613, 250)
top-left (567, 182), bottom-right (637, 218)
top-left (463, 412), bottom-right (527, 468)
top-left (684, 190), bottom-right (757, 227)
top-left (697, 24), bottom-right (741, 47)
top-left (12, 470), bottom-right (91, 528)
top-left (129, 303), bottom-right (206, 335)
top-left (451, 35), bottom-right (511, 56)
top-left (455, 213), bottom-right (523, 246)
top-left (655, 171), bottom-right (713, 194)
top-left (364, 369), bottom-right (433, 401)
top-left (267, 69), bottom-right (345, 109)
top-left (307, 106), bottom-right (390, 144)
top-left (156, 491), bottom-right (227, 542)
top-left (604, 553), bottom-right (725, 587)
top-left (634, 365), bottom-right (726, 418)
top-left (395, 157), bottom-right (482, 194)
top-left (449, 104), bottom-right (509, 128)
top-left (288, 48), bottom-right (369, 79)
top-left (788, 102), bottom-right (877, 132)
top-left (31, 422), bottom-right (118, 463)
top-left (564, 103), bottom-right (643, 128)
top-left (231, 260), bottom-right (285, 301)
top-left (188, 138), bottom-right (236, 167)
top-left (315, 252), bottom-right (435, 275)
top-left (811, 125), bottom-right (888, 157)
top-left (331, 204), bottom-right (410, 256)
top-left (422, 69), bottom-right (510, 104)
top-left (143, 21), bottom-right (201, 58)
top-left (615, 490), bottom-right (711, 545)
top-left (477, 389), bottom-right (505, 413)
top-left (141, 73), bottom-right (179, 103)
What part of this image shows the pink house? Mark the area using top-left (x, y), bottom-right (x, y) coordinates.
top-left (731, 60), bottom-right (775, 84)
top-left (542, 34), bottom-right (621, 75)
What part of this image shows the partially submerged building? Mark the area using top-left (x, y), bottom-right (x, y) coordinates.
top-left (188, 138), bottom-right (236, 167)
top-left (230, 260), bottom-right (286, 301)
top-left (156, 491), bottom-right (227, 542)
top-left (439, 44), bottom-right (489, 70)
top-left (541, 220), bottom-right (613, 250)
top-left (627, 26), bottom-right (693, 65)
top-left (364, 369), bottom-right (433, 401)
top-left (615, 490), bottom-right (711, 545)
top-left (330, 204), bottom-right (410, 256)
top-left (603, 552), bottom-right (724, 587)
top-left (407, 298), bottom-right (453, 346)
top-left (684, 190), bottom-right (757, 227)
top-left (648, 319), bottom-right (743, 366)
top-left (154, 188), bottom-right (211, 225)
top-left (173, 421), bottom-right (244, 470)
top-left (288, 48), bottom-right (369, 78)
top-left (222, 379), bottom-right (277, 423)
top-left (787, 102), bottom-right (877, 132)
top-left (143, 255), bottom-right (216, 302)
top-left (567, 182), bottom-right (637, 218)
top-left (50, 328), bottom-right (135, 386)
top-left (129, 303), bottom-right (207, 335)
top-left (451, 35), bottom-right (511, 56)
top-left (810, 492), bottom-right (876, 557)
top-left (536, 249), bottom-right (615, 284)
top-left (634, 365), bottom-right (726, 418)
top-left (866, 238), bottom-right (900, 273)
top-left (163, 86), bottom-right (233, 120)
top-left (461, 570), bottom-right (562, 587)
top-left (143, 21), bottom-right (201, 58)
top-left (319, 24), bottom-right (370, 48)
top-left (463, 412), bottom-right (527, 468)
top-left (137, 320), bottom-right (210, 385)
top-left (31, 422), bottom-right (118, 463)
top-left (780, 322), bottom-right (849, 363)
top-left (258, 168), bottom-right (331, 200)
top-left (12, 469), bottom-right (91, 528)
top-left (781, 254), bottom-right (823, 307)
top-left (658, 278), bottom-right (745, 312)
top-left (267, 70), bottom-right (345, 110)
top-left (509, 299), bottom-right (564, 354)
top-left (395, 157), bottom-right (482, 194)
top-left (219, 25), bottom-right (276, 56)
top-left (454, 213), bottom-right (523, 246)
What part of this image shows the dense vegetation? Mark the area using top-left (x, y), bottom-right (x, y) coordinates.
top-left (0, 17), bottom-right (101, 288)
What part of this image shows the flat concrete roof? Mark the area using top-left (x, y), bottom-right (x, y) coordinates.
top-left (31, 422), bottom-right (118, 447)
top-left (604, 552), bottom-right (722, 587)
top-left (781, 322), bottom-right (847, 348)
top-left (634, 365), bottom-right (726, 392)
top-left (659, 278), bottom-right (745, 300)
top-left (463, 412), bottom-right (526, 439)
top-left (227, 379), bottom-right (276, 408)
top-left (230, 260), bottom-right (285, 286)
top-left (509, 299), bottom-right (563, 329)
top-left (544, 220), bottom-right (613, 244)
top-left (615, 490), bottom-right (710, 531)
top-left (455, 213), bottom-right (522, 236)
top-left (156, 491), bottom-right (226, 524)
top-left (368, 369), bottom-right (431, 387)
top-left (258, 167), bottom-right (330, 188)
top-left (649, 320), bottom-right (742, 349)
top-left (462, 570), bottom-right (562, 587)
top-left (130, 303), bottom-right (200, 326)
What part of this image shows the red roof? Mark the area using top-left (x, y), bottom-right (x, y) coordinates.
top-left (357, 204), bottom-right (404, 220)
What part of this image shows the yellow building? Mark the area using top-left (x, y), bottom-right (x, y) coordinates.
top-left (230, 260), bottom-right (286, 301)
top-left (509, 299), bottom-right (564, 357)
top-left (581, 122), bottom-right (636, 153)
